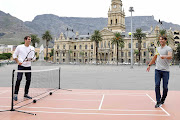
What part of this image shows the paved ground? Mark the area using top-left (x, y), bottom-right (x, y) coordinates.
top-left (0, 64), bottom-right (180, 90)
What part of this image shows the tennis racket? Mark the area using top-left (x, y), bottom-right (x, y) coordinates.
top-left (23, 50), bottom-right (36, 62)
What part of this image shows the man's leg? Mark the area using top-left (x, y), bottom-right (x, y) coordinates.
top-left (161, 71), bottom-right (169, 104)
top-left (24, 67), bottom-right (31, 95)
top-left (14, 65), bottom-right (24, 100)
top-left (155, 69), bottom-right (162, 102)
top-left (155, 69), bottom-right (162, 108)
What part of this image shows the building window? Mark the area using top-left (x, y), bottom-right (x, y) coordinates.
top-left (85, 52), bottom-right (87, 57)
top-left (111, 20), bottom-right (112, 25)
top-left (128, 52), bottom-right (131, 57)
top-left (85, 59), bottom-right (87, 62)
top-left (112, 44), bottom-right (114, 49)
top-left (116, 19), bottom-right (117, 24)
top-left (63, 52), bottom-right (65, 57)
top-left (79, 45), bottom-right (82, 49)
top-left (91, 52), bottom-right (93, 56)
top-left (136, 43), bottom-right (138, 48)
top-left (143, 43), bottom-right (146, 48)
top-left (144, 59), bottom-right (146, 63)
top-left (63, 59), bottom-right (65, 62)
top-left (129, 43), bottom-right (131, 48)
top-left (91, 44), bottom-right (93, 49)
top-left (104, 41), bottom-right (106, 48)
top-left (63, 44), bottom-right (66, 49)
top-left (74, 45), bottom-right (76, 50)
top-left (85, 45), bottom-right (87, 49)
top-left (79, 59), bottom-right (81, 62)
top-left (144, 51), bottom-right (146, 56)
top-left (57, 45), bottom-right (59, 49)
top-left (108, 41), bottom-right (110, 48)
top-left (101, 42), bottom-right (103, 48)
top-left (57, 52), bottom-right (59, 57)
top-left (74, 53), bottom-right (76, 57)
top-left (121, 52), bottom-right (124, 57)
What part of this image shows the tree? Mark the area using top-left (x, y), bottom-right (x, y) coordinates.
top-left (42, 31), bottom-right (53, 61)
top-left (111, 32), bottom-right (124, 66)
top-left (134, 50), bottom-right (139, 63)
top-left (31, 34), bottom-right (40, 47)
top-left (176, 43), bottom-right (180, 62)
top-left (133, 28), bottom-right (146, 66)
top-left (90, 30), bottom-right (103, 65)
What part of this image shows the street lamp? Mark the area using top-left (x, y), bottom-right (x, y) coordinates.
top-left (129, 7), bottom-right (134, 69)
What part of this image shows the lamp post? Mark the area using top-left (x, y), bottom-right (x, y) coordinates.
top-left (129, 7), bottom-right (134, 69)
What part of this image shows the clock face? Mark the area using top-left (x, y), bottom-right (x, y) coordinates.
top-left (113, 5), bottom-right (116, 8)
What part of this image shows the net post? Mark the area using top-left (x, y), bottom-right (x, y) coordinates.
top-left (59, 67), bottom-right (61, 89)
top-left (11, 69), bottom-right (15, 111)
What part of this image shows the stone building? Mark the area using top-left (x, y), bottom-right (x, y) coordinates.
top-left (54, 0), bottom-right (175, 64)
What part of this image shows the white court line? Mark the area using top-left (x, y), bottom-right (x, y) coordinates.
top-left (46, 99), bottom-right (101, 102)
top-left (24, 110), bottom-right (170, 116)
top-left (0, 106), bottom-right (162, 112)
top-left (0, 90), bottom-right (9, 95)
top-left (54, 93), bottom-right (147, 96)
top-left (146, 94), bottom-right (170, 116)
top-left (98, 94), bottom-right (104, 110)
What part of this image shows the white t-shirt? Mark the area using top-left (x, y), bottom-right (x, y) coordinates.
top-left (13, 44), bottom-right (35, 67)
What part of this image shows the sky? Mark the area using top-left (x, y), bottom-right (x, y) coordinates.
top-left (0, 0), bottom-right (179, 25)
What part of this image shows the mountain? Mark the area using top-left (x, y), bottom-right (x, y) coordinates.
top-left (0, 11), bottom-right (34, 45)
top-left (1, 10), bottom-right (180, 46)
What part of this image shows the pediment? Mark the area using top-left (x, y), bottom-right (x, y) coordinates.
top-left (100, 28), bottom-right (114, 36)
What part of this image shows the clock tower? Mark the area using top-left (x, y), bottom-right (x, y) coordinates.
top-left (107, 0), bottom-right (125, 32)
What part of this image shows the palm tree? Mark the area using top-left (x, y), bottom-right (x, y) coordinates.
top-left (90, 30), bottom-right (103, 64)
top-left (111, 32), bottom-right (124, 66)
top-left (31, 34), bottom-right (40, 47)
top-left (42, 31), bottom-right (53, 61)
top-left (134, 49), bottom-right (139, 63)
top-left (133, 28), bottom-right (146, 66)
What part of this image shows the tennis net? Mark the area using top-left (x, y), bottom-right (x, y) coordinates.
top-left (11, 67), bottom-right (61, 111)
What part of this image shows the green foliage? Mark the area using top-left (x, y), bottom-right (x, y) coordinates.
top-left (50, 48), bottom-right (54, 57)
top-left (90, 30), bottom-right (103, 64)
top-left (42, 30), bottom-right (53, 61)
top-left (133, 28), bottom-right (146, 65)
top-left (31, 34), bottom-right (40, 47)
top-left (0, 53), bottom-right (12, 60)
top-left (44, 57), bottom-right (49, 60)
top-left (177, 43), bottom-right (180, 60)
top-left (21, 42), bottom-right (25, 44)
top-left (91, 30), bottom-right (103, 43)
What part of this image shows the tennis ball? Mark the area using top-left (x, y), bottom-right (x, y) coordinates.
top-left (33, 99), bottom-right (36, 103)
top-left (128, 32), bottom-right (132, 35)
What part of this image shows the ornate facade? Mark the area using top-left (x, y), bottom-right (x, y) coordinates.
top-left (53, 0), bottom-right (175, 64)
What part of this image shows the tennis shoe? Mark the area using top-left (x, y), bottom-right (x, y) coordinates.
top-left (161, 99), bottom-right (165, 104)
top-left (24, 94), bottom-right (32, 99)
top-left (155, 102), bottom-right (162, 108)
top-left (13, 96), bottom-right (18, 101)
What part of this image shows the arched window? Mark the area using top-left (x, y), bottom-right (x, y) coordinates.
top-left (79, 45), bottom-right (82, 49)
top-left (111, 20), bottom-right (112, 25)
top-left (74, 45), bottom-right (76, 50)
top-left (91, 44), bottom-right (93, 49)
top-left (116, 19), bottom-right (117, 24)
top-left (85, 45), bottom-right (87, 49)
top-left (128, 43), bottom-right (131, 48)
top-left (108, 41), bottom-right (110, 48)
top-left (104, 41), bottom-right (106, 48)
